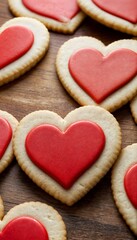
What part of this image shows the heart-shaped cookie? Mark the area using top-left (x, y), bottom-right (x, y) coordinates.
top-left (77, 0), bottom-right (137, 36)
top-left (0, 110), bottom-right (18, 174)
top-left (0, 198), bottom-right (67, 240)
top-left (13, 106), bottom-right (121, 205)
top-left (56, 37), bottom-right (137, 112)
top-left (0, 17), bottom-right (49, 86)
top-left (112, 144), bottom-right (137, 236)
top-left (8, 0), bottom-right (85, 34)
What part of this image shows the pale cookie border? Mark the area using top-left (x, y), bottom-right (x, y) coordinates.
top-left (56, 37), bottom-right (137, 112)
top-left (0, 110), bottom-right (18, 174)
top-left (78, 0), bottom-right (137, 36)
top-left (13, 106), bottom-right (121, 205)
top-left (111, 144), bottom-right (137, 236)
top-left (0, 200), bottom-right (67, 240)
top-left (8, 0), bottom-right (85, 34)
top-left (0, 17), bottom-right (50, 86)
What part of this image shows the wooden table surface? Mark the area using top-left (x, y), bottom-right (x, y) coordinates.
top-left (0, 1), bottom-right (137, 239)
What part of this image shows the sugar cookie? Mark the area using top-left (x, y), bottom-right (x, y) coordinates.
top-left (78, 0), bottom-right (137, 36)
top-left (56, 37), bottom-right (137, 112)
top-left (0, 110), bottom-right (18, 174)
top-left (13, 106), bottom-right (121, 205)
top-left (112, 144), bottom-right (137, 236)
top-left (0, 17), bottom-right (49, 86)
top-left (0, 198), bottom-right (67, 240)
top-left (8, 0), bottom-right (85, 34)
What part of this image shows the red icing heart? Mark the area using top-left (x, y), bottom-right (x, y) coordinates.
top-left (69, 48), bottom-right (137, 103)
top-left (0, 216), bottom-right (49, 240)
top-left (0, 26), bottom-right (34, 69)
top-left (22, 0), bottom-right (80, 22)
top-left (92, 0), bottom-right (137, 24)
top-left (0, 117), bottom-right (12, 159)
top-left (25, 121), bottom-right (105, 189)
top-left (124, 164), bottom-right (137, 209)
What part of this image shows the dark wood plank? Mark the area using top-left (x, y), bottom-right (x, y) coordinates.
top-left (0, 1), bottom-right (136, 239)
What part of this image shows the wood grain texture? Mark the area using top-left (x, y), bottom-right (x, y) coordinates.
top-left (0, 1), bottom-right (137, 239)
